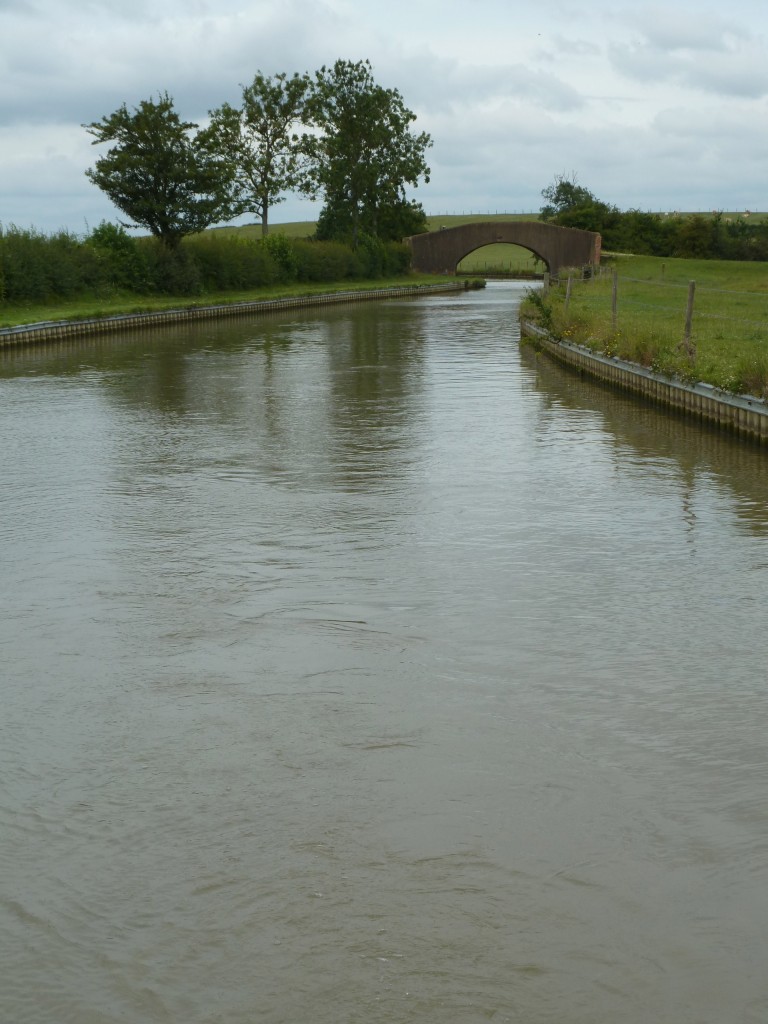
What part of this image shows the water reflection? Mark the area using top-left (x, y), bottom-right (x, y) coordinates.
top-left (519, 342), bottom-right (768, 537)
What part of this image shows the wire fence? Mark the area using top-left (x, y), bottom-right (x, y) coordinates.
top-left (553, 265), bottom-right (768, 343)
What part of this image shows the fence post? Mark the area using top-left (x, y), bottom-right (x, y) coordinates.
top-left (682, 280), bottom-right (696, 359)
top-left (612, 268), bottom-right (618, 331)
top-left (564, 274), bottom-right (573, 314)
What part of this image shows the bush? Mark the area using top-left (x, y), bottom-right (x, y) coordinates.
top-left (0, 225), bottom-right (56, 302)
top-left (87, 221), bottom-right (148, 292)
top-left (183, 234), bottom-right (280, 291)
top-left (141, 241), bottom-right (203, 296)
top-left (293, 239), bottom-right (356, 282)
top-left (261, 234), bottom-right (299, 282)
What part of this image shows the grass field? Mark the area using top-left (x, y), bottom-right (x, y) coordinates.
top-left (524, 254), bottom-right (768, 397)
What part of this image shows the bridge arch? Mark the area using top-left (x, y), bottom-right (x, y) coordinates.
top-left (407, 221), bottom-right (601, 277)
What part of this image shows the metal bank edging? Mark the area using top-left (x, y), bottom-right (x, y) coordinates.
top-left (0, 282), bottom-right (465, 348)
top-left (521, 319), bottom-right (768, 444)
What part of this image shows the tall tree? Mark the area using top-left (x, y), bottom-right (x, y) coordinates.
top-left (201, 72), bottom-right (310, 237)
top-left (84, 93), bottom-right (235, 250)
top-left (302, 60), bottom-right (431, 246)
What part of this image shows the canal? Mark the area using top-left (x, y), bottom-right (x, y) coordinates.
top-left (2, 282), bottom-right (767, 1023)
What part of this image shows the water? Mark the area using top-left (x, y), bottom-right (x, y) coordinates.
top-left (2, 282), bottom-right (767, 1024)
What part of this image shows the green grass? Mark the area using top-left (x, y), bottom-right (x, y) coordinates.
top-left (0, 275), bottom-right (451, 330)
top-left (523, 254), bottom-right (768, 397)
top-left (208, 220), bottom-right (318, 240)
top-left (456, 243), bottom-right (542, 275)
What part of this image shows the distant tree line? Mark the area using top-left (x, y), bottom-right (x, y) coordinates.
top-left (541, 174), bottom-right (768, 260)
top-left (83, 60), bottom-right (432, 250)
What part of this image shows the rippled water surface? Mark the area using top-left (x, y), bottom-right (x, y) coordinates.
top-left (2, 282), bottom-right (768, 1024)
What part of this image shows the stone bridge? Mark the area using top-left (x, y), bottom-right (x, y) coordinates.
top-left (407, 221), bottom-right (601, 276)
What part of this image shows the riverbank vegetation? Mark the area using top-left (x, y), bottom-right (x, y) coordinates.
top-left (0, 223), bottom-right (428, 327)
top-left (521, 254), bottom-right (768, 398)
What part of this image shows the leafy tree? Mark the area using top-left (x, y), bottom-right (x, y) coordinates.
top-left (201, 72), bottom-right (310, 237)
top-left (84, 93), bottom-right (236, 250)
top-left (540, 172), bottom-right (620, 236)
top-left (540, 173), bottom-right (598, 221)
top-left (302, 59), bottom-right (431, 247)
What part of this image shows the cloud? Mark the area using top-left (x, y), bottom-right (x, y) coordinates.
top-left (0, 0), bottom-right (351, 126)
top-left (608, 8), bottom-right (768, 98)
top-left (624, 7), bottom-right (748, 52)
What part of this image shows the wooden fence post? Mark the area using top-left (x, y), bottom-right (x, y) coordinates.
top-left (612, 268), bottom-right (618, 331)
top-left (682, 280), bottom-right (696, 359)
top-left (564, 274), bottom-right (573, 314)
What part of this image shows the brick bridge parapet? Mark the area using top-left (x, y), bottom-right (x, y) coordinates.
top-left (407, 221), bottom-right (601, 276)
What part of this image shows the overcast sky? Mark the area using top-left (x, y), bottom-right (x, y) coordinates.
top-left (3, 0), bottom-right (768, 235)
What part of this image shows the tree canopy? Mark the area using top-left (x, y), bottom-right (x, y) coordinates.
top-left (84, 93), bottom-right (236, 249)
top-left (539, 173), bottom-right (618, 233)
top-left (201, 72), bottom-right (310, 237)
top-left (302, 59), bottom-right (431, 246)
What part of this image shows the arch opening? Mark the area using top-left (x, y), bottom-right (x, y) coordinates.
top-left (457, 243), bottom-right (546, 278)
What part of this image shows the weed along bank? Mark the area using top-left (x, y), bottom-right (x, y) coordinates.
top-left (521, 255), bottom-right (768, 445)
top-left (521, 321), bottom-right (768, 444)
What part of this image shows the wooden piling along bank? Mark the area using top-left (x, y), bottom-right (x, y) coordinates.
top-left (0, 282), bottom-right (465, 348)
top-left (521, 320), bottom-right (768, 445)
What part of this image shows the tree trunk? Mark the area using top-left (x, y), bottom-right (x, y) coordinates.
top-left (351, 203), bottom-right (359, 250)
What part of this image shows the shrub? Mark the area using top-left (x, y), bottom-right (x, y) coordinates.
top-left (261, 234), bottom-right (299, 282)
top-left (293, 239), bottom-right (356, 282)
top-left (178, 234), bottom-right (283, 292)
top-left (87, 221), bottom-right (148, 292)
top-left (141, 240), bottom-right (203, 296)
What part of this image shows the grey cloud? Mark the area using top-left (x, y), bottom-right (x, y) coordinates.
top-left (627, 9), bottom-right (747, 53)
top-left (0, 0), bottom-right (348, 126)
top-left (391, 53), bottom-right (585, 116)
top-left (608, 38), bottom-right (768, 99)
top-left (549, 35), bottom-right (601, 58)
top-left (608, 6), bottom-right (768, 99)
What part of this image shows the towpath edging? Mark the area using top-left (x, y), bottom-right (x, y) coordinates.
top-left (0, 282), bottom-right (465, 348)
top-left (521, 319), bottom-right (768, 445)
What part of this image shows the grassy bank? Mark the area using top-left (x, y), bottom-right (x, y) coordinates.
top-left (522, 254), bottom-right (768, 398)
top-left (0, 275), bottom-right (453, 330)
